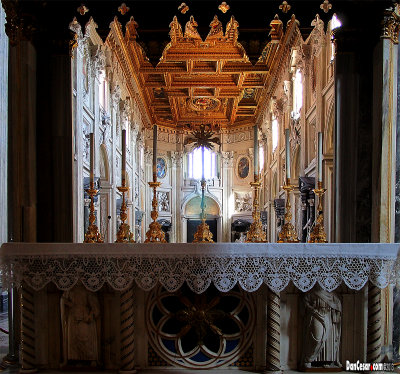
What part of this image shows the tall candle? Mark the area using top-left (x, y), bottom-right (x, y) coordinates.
top-left (153, 124), bottom-right (157, 180)
top-left (201, 146), bottom-right (205, 180)
top-left (285, 128), bottom-right (291, 180)
top-left (253, 125), bottom-right (259, 178)
top-left (89, 132), bottom-right (94, 185)
top-left (317, 132), bottom-right (323, 183)
top-left (122, 129), bottom-right (126, 185)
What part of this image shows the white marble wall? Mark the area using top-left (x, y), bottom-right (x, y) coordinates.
top-left (0, 7), bottom-right (8, 244)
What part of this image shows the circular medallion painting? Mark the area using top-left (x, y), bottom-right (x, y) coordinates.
top-left (188, 97), bottom-right (220, 112)
top-left (237, 157), bottom-right (249, 179)
top-left (157, 157), bottom-right (167, 179)
top-left (146, 284), bottom-right (255, 369)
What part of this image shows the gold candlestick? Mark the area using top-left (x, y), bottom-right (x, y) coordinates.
top-left (246, 174), bottom-right (267, 243)
top-left (116, 185), bottom-right (135, 243)
top-left (193, 179), bottom-right (214, 243)
top-left (277, 178), bottom-right (299, 243)
top-left (145, 180), bottom-right (167, 243)
top-left (308, 181), bottom-right (328, 243)
top-left (84, 182), bottom-right (104, 243)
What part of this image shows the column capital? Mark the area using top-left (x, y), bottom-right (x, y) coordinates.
top-left (381, 4), bottom-right (400, 44)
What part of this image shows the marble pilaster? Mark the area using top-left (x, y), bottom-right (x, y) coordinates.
top-left (0, 7), bottom-right (8, 245)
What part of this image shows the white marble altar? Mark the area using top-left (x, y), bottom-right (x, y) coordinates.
top-left (0, 242), bottom-right (399, 371)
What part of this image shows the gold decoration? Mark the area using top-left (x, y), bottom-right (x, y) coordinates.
top-left (193, 180), bottom-right (214, 243)
top-left (125, 16), bottom-right (139, 41)
top-left (178, 3), bottom-right (189, 14)
top-left (277, 179), bottom-right (299, 243)
top-left (206, 15), bottom-right (224, 41)
top-left (116, 185), bottom-right (135, 243)
top-left (279, 1), bottom-right (291, 14)
top-left (174, 292), bottom-right (226, 344)
top-left (184, 124), bottom-right (221, 150)
top-left (145, 181), bottom-right (167, 243)
top-left (218, 2), bottom-right (230, 14)
top-left (84, 183), bottom-right (104, 243)
top-left (77, 4), bottom-right (89, 15)
top-left (382, 3), bottom-right (400, 44)
top-left (118, 3), bottom-right (130, 16)
top-left (184, 15), bottom-right (202, 40)
top-left (308, 182), bottom-right (328, 243)
top-left (246, 175), bottom-right (267, 243)
top-left (320, 0), bottom-right (332, 13)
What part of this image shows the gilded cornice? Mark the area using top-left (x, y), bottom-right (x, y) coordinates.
top-left (256, 15), bottom-right (302, 126)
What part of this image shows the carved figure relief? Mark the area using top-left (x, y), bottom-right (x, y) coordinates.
top-left (301, 286), bottom-right (342, 369)
top-left (237, 156), bottom-right (250, 179)
top-left (184, 16), bottom-right (202, 40)
top-left (206, 15), bottom-right (223, 40)
top-left (61, 284), bottom-right (101, 365)
top-left (157, 191), bottom-right (170, 212)
top-left (234, 192), bottom-right (252, 212)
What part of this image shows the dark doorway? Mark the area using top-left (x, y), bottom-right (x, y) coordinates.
top-left (187, 219), bottom-right (217, 243)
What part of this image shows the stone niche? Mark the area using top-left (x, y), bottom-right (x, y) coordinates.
top-left (34, 283), bottom-right (121, 370)
top-left (280, 284), bottom-right (367, 370)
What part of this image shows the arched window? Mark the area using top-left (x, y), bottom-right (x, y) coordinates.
top-left (330, 14), bottom-right (342, 62)
top-left (187, 147), bottom-right (217, 179)
top-left (99, 71), bottom-right (108, 110)
top-left (291, 68), bottom-right (303, 120)
top-left (272, 118), bottom-right (279, 152)
top-left (259, 145), bottom-right (264, 172)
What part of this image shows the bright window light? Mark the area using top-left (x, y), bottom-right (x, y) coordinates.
top-left (291, 69), bottom-right (302, 120)
top-left (331, 13), bottom-right (342, 30)
top-left (272, 119), bottom-right (279, 152)
top-left (188, 147), bottom-right (217, 179)
top-left (259, 145), bottom-right (264, 172)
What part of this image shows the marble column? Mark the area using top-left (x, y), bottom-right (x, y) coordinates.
top-left (222, 151), bottom-right (234, 242)
top-left (334, 5), bottom-right (383, 243)
top-left (171, 150), bottom-right (183, 243)
top-left (0, 6), bottom-right (7, 246)
top-left (371, 5), bottom-right (400, 243)
top-left (8, 40), bottom-right (37, 242)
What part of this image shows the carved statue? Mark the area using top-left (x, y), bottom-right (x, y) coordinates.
top-left (225, 16), bottom-right (239, 43)
top-left (184, 15), bottom-right (202, 40)
top-left (301, 286), bottom-right (342, 369)
top-left (206, 15), bottom-right (223, 40)
top-left (60, 284), bottom-right (101, 365)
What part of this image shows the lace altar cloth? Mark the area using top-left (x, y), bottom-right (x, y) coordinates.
top-left (0, 243), bottom-right (399, 293)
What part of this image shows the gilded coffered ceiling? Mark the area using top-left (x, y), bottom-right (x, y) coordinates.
top-left (107, 10), bottom-right (295, 130)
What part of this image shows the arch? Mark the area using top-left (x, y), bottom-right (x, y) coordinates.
top-left (184, 195), bottom-right (220, 217)
top-left (99, 144), bottom-right (110, 182)
top-left (181, 191), bottom-right (222, 216)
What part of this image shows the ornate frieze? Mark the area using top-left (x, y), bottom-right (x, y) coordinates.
top-left (225, 130), bottom-right (252, 144)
